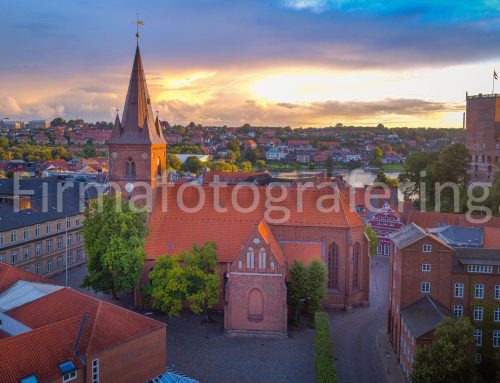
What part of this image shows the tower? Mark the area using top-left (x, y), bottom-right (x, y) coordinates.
top-left (108, 43), bottom-right (167, 198)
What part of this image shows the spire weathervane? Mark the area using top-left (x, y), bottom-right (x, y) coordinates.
top-left (134, 13), bottom-right (144, 45)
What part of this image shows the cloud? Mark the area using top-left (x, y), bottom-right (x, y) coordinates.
top-left (0, 96), bottom-right (22, 116)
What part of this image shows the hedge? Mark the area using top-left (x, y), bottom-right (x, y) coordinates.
top-left (314, 312), bottom-right (338, 383)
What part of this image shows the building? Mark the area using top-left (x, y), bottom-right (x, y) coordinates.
top-left (109, 42), bottom-right (371, 338)
top-left (367, 202), bottom-right (404, 256)
top-left (0, 262), bottom-right (167, 383)
top-left (0, 178), bottom-right (96, 277)
top-left (28, 120), bottom-right (50, 129)
top-left (465, 93), bottom-right (500, 182)
top-left (388, 223), bottom-right (500, 379)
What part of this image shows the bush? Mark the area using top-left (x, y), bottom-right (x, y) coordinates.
top-left (314, 312), bottom-right (338, 383)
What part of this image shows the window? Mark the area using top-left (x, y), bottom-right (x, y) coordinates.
top-left (57, 237), bottom-right (63, 249)
top-left (62, 371), bottom-right (77, 383)
top-left (76, 250), bottom-right (82, 261)
top-left (422, 244), bottom-right (432, 253)
top-left (91, 359), bottom-right (99, 383)
top-left (23, 247), bottom-right (30, 260)
top-left (384, 244), bottom-right (389, 256)
top-left (35, 224), bottom-right (40, 237)
top-left (11, 251), bottom-right (18, 264)
top-left (258, 248), bottom-right (266, 269)
top-left (494, 308), bottom-right (500, 322)
top-left (474, 307), bottom-right (483, 321)
top-left (45, 222), bottom-right (51, 234)
top-left (11, 230), bottom-right (17, 243)
top-left (495, 285), bottom-right (500, 300)
top-left (23, 227), bottom-right (29, 240)
top-left (474, 329), bottom-right (482, 346)
top-left (377, 244), bottom-right (382, 255)
top-left (125, 158), bottom-right (136, 178)
top-left (67, 235), bottom-right (72, 247)
top-left (35, 243), bottom-right (42, 257)
top-left (66, 217), bottom-right (71, 228)
top-left (421, 282), bottom-right (430, 294)
top-left (76, 217), bottom-right (81, 227)
top-left (35, 262), bottom-right (41, 275)
top-left (494, 330), bottom-right (500, 348)
top-left (353, 242), bottom-right (361, 289)
top-left (46, 239), bottom-right (53, 253)
top-left (421, 264), bottom-right (431, 272)
top-left (0, 253), bottom-right (4, 262)
top-left (454, 305), bottom-right (464, 318)
top-left (475, 353), bottom-right (482, 364)
top-left (475, 284), bottom-right (484, 299)
top-left (468, 265), bottom-right (493, 274)
top-left (327, 242), bottom-right (339, 289)
top-left (67, 252), bottom-right (72, 265)
top-left (56, 220), bottom-right (62, 231)
top-left (246, 247), bottom-right (254, 269)
top-left (76, 233), bottom-right (82, 244)
top-left (455, 283), bottom-right (464, 298)
top-left (47, 259), bottom-right (53, 272)
top-left (0, 232), bottom-right (3, 245)
top-left (57, 256), bottom-right (63, 268)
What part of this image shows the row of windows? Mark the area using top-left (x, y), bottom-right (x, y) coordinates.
top-left (0, 217), bottom-right (81, 246)
top-left (0, 234), bottom-right (82, 263)
top-left (377, 243), bottom-right (390, 255)
top-left (473, 329), bottom-right (500, 348)
top-left (454, 283), bottom-right (500, 299)
top-left (454, 305), bottom-right (500, 322)
top-left (20, 250), bottom-right (84, 275)
top-left (467, 265), bottom-right (493, 274)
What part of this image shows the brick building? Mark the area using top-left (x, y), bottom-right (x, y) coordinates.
top-left (388, 223), bottom-right (500, 380)
top-left (109, 42), bottom-right (371, 338)
top-left (465, 93), bottom-right (500, 182)
top-left (368, 202), bottom-right (404, 256)
top-left (0, 178), bottom-right (95, 278)
top-left (0, 263), bottom-right (167, 383)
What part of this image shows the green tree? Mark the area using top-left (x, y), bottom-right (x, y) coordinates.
top-left (50, 117), bottom-right (66, 127)
top-left (410, 317), bottom-right (475, 383)
top-left (0, 136), bottom-right (9, 150)
top-left (374, 170), bottom-right (399, 188)
top-left (166, 153), bottom-right (182, 170)
top-left (256, 160), bottom-right (266, 171)
top-left (240, 161), bottom-right (252, 172)
top-left (210, 160), bottom-right (238, 172)
top-left (82, 195), bottom-right (148, 300)
top-left (371, 147), bottom-right (383, 167)
top-left (365, 226), bottom-right (378, 256)
top-left (183, 242), bottom-right (220, 322)
top-left (288, 260), bottom-right (308, 324)
top-left (326, 155), bottom-right (334, 177)
top-left (182, 156), bottom-right (204, 175)
top-left (307, 260), bottom-right (327, 316)
top-left (398, 151), bottom-right (438, 201)
top-left (147, 255), bottom-right (187, 316)
top-left (226, 140), bottom-right (241, 161)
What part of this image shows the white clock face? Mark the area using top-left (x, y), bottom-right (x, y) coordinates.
top-left (125, 183), bottom-right (135, 193)
top-left (111, 152), bottom-right (117, 159)
top-left (141, 152), bottom-right (149, 160)
top-left (253, 237), bottom-right (260, 244)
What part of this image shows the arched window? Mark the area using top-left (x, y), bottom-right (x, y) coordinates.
top-left (156, 157), bottom-right (162, 177)
top-left (125, 157), bottom-right (136, 178)
top-left (248, 288), bottom-right (263, 321)
top-left (327, 242), bottom-right (339, 289)
top-left (258, 247), bottom-right (266, 269)
top-left (246, 247), bottom-right (255, 269)
top-left (353, 242), bottom-right (360, 289)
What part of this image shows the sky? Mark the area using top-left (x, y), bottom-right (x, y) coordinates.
top-left (0, 0), bottom-right (500, 128)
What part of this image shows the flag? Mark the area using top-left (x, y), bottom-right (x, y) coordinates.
top-left (137, 20), bottom-right (144, 25)
top-left (495, 70), bottom-right (498, 80)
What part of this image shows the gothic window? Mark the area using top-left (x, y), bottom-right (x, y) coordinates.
top-left (157, 157), bottom-right (162, 177)
top-left (258, 247), bottom-right (266, 269)
top-left (327, 242), bottom-right (339, 289)
top-left (246, 247), bottom-right (255, 269)
top-left (248, 288), bottom-right (263, 321)
top-left (125, 157), bottom-right (136, 178)
top-left (353, 242), bottom-right (360, 289)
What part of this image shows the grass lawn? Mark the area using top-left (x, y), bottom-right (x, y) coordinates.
top-left (382, 163), bottom-right (404, 172)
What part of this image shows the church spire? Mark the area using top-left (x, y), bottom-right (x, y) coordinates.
top-left (109, 44), bottom-right (166, 145)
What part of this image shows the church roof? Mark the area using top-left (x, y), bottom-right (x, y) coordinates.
top-left (109, 45), bottom-right (166, 145)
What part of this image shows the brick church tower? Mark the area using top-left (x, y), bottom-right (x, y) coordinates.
top-left (108, 43), bottom-right (167, 199)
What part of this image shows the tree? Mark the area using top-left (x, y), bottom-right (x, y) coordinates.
top-left (256, 160), bottom-right (266, 171)
top-left (398, 151), bottom-right (438, 201)
top-left (371, 147), bottom-right (383, 167)
top-left (182, 156), bottom-right (204, 175)
top-left (82, 195), bottom-right (148, 300)
top-left (226, 149), bottom-right (237, 164)
top-left (0, 136), bottom-right (9, 150)
top-left (374, 170), bottom-right (399, 188)
top-left (410, 317), bottom-right (475, 383)
top-left (210, 160), bottom-right (238, 172)
top-left (325, 155), bottom-right (334, 177)
top-left (365, 226), bottom-right (378, 256)
top-left (183, 242), bottom-right (220, 322)
top-left (288, 261), bottom-right (308, 324)
top-left (306, 260), bottom-right (327, 315)
top-left (166, 153), bottom-right (182, 170)
top-left (244, 148), bottom-right (259, 164)
top-left (226, 140), bottom-right (241, 161)
top-left (50, 117), bottom-right (66, 127)
top-left (147, 255), bottom-right (187, 316)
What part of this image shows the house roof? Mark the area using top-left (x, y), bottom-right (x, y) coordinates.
top-left (389, 223), bottom-right (428, 249)
top-left (257, 220), bottom-right (285, 265)
top-left (145, 183), bottom-right (363, 262)
top-left (454, 248), bottom-right (500, 266)
top-left (0, 280), bottom-right (63, 312)
top-left (0, 262), bottom-right (49, 292)
top-left (109, 45), bottom-right (166, 145)
top-left (400, 295), bottom-right (451, 338)
top-left (483, 227), bottom-right (500, 249)
top-left (427, 225), bottom-right (483, 248)
top-left (403, 210), bottom-right (500, 229)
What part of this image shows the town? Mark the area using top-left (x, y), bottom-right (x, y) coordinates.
top-left (1, 2), bottom-right (499, 383)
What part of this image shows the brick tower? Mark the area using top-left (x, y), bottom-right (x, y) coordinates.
top-left (108, 43), bottom-right (167, 198)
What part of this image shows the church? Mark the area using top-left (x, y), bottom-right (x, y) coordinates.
top-left (107, 42), bottom-right (370, 337)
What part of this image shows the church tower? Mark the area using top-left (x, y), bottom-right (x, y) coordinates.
top-left (108, 43), bottom-right (167, 198)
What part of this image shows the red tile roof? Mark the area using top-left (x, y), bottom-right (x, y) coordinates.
top-left (404, 210), bottom-right (500, 229)
top-left (483, 227), bottom-right (500, 249)
top-left (145, 184), bottom-right (364, 262)
top-left (0, 262), bottom-right (49, 291)
top-left (257, 220), bottom-right (285, 265)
